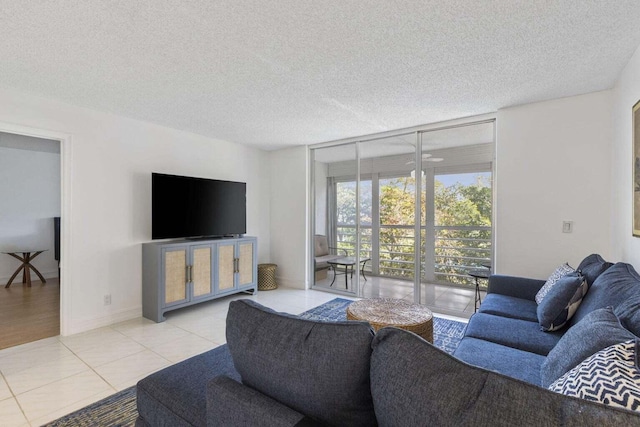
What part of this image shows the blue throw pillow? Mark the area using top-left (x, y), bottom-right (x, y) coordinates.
top-left (535, 263), bottom-right (575, 304)
top-left (537, 272), bottom-right (586, 332)
top-left (541, 307), bottom-right (638, 387)
top-left (576, 253), bottom-right (613, 287)
top-left (549, 340), bottom-right (640, 413)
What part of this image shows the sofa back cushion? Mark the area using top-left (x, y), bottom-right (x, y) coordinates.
top-left (226, 299), bottom-right (377, 427)
top-left (314, 235), bottom-right (329, 257)
top-left (541, 307), bottom-right (638, 387)
top-left (370, 327), bottom-right (640, 426)
top-left (576, 253), bottom-right (613, 287)
top-left (571, 263), bottom-right (640, 326)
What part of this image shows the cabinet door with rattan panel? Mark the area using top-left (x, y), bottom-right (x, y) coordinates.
top-left (191, 245), bottom-right (213, 298)
top-left (238, 241), bottom-right (255, 287)
top-left (163, 248), bottom-right (188, 306)
top-left (217, 243), bottom-right (236, 293)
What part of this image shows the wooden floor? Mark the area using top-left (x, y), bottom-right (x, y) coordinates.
top-left (0, 277), bottom-right (60, 350)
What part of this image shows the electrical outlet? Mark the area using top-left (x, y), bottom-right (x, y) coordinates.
top-left (104, 294), bottom-right (111, 305)
top-left (562, 221), bottom-right (573, 233)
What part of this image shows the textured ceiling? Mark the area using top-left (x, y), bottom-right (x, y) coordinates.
top-left (1, 1), bottom-right (640, 150)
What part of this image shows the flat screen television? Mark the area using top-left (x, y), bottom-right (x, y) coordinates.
top-left (152, 173), bottom-right (246, 240)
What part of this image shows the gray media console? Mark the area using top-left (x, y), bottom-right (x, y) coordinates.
top-left (142, 236), bottom-right (257, 322)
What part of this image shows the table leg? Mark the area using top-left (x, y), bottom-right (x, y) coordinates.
top-left (344, 264), bottom-right (349, 289)
top-left (5, 251), bottom-right (46, 288)
top-left (329, 266), bottom-right (337, 287)
top-left (361, 260), bottom-right (369, 281)
top-left (474, 278), bottom-right (482, 313)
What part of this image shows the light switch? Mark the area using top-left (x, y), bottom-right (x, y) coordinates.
top-left (562, 221), bottom-right (573, 233)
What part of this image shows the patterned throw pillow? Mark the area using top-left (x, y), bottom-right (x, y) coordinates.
top-left (537, 272), bottom-right (588, 331)
top-left (535, 263), bottom-right (575, 304)
top-left (549, 340), bottom-right (640, 412)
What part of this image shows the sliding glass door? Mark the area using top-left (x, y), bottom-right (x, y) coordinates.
top-left (310, 120), bottom-right (495, 309)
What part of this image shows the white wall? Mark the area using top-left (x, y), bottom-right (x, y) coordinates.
top-left (0, 86), bottom-right (271, 335)
top-left (269, 146), bottom-right (308, 289)
top-left (612, 44), bottom-right (640, 267)
top-left (0, 140), bottom-right (60, 281)
top-left (314, 162), bottom-right (328, 235)
top-left (495, 91), bottom-right (613, 278)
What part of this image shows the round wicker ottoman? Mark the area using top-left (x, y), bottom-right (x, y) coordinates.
top-left (346, 298), bottom-right (433, 343)
top-left (257, 263), bottom-right (278, 291)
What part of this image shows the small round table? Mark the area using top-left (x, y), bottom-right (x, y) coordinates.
top-left (468, 268), bottom-right (490, 312)
top-left (346, 298), bottom-right (433, 343)
top-left (3, 250), bottom-right (48, 288)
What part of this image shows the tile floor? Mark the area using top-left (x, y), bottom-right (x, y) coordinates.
top-left (0, 285), bottom-right (471, 426)
top-left (316, 274), bottom-right (486, 318)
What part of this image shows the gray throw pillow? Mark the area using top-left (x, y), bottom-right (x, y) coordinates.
top-left (541, 307), bottom-right (638, 387)
top-left (549, 340), bottom-right (640, 413)
top-left (537, 272), bottom-right (586, 331)
top-left (535, 263), bottom-right (575, 304)
top-left (225, 299), bottom-right (377, 427)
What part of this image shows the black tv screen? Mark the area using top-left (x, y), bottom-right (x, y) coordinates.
top-left (152, 173), bottom-right (246, 239)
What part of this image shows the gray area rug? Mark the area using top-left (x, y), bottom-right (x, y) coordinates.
top-left (45, 298), bottom-right (467, 426)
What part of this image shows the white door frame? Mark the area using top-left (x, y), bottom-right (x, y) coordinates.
top-left (0, 121), bottom-right (72, 336)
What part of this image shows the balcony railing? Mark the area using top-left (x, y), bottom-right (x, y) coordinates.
top-left (335, 224), bottom-right (491, 287)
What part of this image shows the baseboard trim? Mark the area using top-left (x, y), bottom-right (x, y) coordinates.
top-left (64, 306), bottom-right (141, 336)
top-left (274, 276), bottom-right (305, 289)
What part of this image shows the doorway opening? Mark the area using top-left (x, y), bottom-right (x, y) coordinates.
top-left (0, 130), bottom-right (64, 349)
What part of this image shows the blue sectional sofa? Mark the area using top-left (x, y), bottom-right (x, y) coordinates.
top-left (454, 254), bottom-right (640, 388)
top-left (136, 281), bottom-right (640, 426)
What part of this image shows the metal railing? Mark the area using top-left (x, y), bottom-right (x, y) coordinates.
top-left (335, 224), bottom-right (491, 287)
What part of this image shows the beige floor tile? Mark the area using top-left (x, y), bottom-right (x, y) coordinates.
top-left (93, 350), bottom-right (170, 390)
top-left (15, 370), bottom-right (113, 421)
top-left (73, 338), bottom-right (146, 368)
top-left (0, 376), bottom-right (12, 401)
top-left (0, 342), bottom-right (73, 376)
top-left (0, 397), bottom-right (28, 427)
top-left (5, 353), bottom-right (89, 395)
top-left (149, 334), bottom-right (215, 363)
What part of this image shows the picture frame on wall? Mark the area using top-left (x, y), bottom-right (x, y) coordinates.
top-left (634, 100), bottom-right (640, 237)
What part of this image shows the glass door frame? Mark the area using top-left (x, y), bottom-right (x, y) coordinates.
top-left (309, 116), bottom-right (496, 303)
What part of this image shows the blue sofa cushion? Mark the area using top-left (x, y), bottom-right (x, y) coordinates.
top-left (225, 300), bottom-right (377, 427)
top-left (464, 313), bottom-right (563, 355)
top-left (478, 294), bottom-right (538, 322)
top-left (549, 340), bottom-right (640, 413)
top-left (454, 337), bottom-right (545, 385)
top-left (535, 263), bottom-right (574, 304)
top-left (537, 273), bottom-right (587, 331)
top-left (370, 327), bottom-right (640, 426)
top-left (571, 262), bottom-right (640, 326)
top-left (615, 297), bottom-right (640, 337)
top-left (576, 253), bottom-right (613, 287)
top-left (136, 345), bottom-right (240, 427)
top-left (541, 307), bottom-right (638, 388)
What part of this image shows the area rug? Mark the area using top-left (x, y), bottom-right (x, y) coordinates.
top-left (299, 297), bottom-right (467, 355)
top-left (46, 298), bottom-right (467, 426)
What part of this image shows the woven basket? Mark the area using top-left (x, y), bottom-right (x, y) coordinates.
top-left (258, 263), bottom-right (278, 291)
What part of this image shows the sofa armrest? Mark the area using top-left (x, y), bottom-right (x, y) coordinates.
top-left (488, 275), bottom-right (546, 301)
top-left (207, 376), bottom-right (317, 427)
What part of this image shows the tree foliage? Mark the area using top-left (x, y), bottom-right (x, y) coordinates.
top-left (335, 173), bottom-right (492, 285)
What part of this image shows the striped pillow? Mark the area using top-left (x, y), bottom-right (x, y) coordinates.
top-left (549, 340), bottom-right (640, 412)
